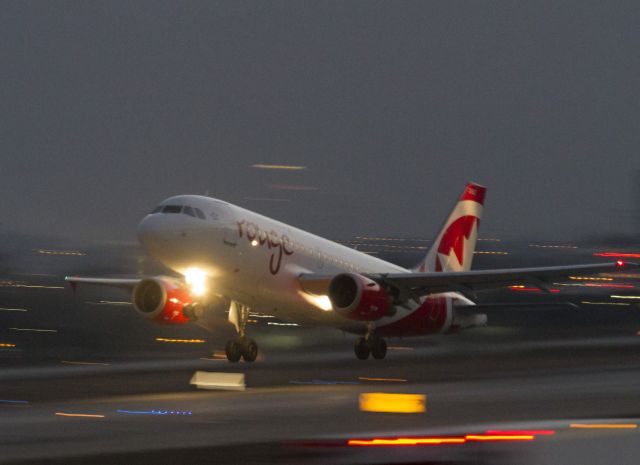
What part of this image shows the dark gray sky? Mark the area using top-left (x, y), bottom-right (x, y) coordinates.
top-left (1, 1), bottom-right (638, 243)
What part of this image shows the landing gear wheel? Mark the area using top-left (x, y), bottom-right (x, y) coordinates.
top-left (354, 337), bottom-right (371, 360)
top-left (225, 339), bottom-right (242, 363)
top-left (370, 337), bottom-right (387, 360)
top-left (240, 338), bottom-right (258, 362)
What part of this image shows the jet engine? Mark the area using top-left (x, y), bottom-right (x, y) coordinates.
top-left (132, 278), bottom-right (194, 325)
top-left (328, 273), bottom-right (392, 321)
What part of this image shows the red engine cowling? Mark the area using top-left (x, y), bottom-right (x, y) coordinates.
top-left (132, 278), bottom-right (193, 325)
top-left (328, 273), bottom-right (391, 321)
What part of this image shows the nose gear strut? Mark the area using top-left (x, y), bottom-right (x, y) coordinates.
top-left (224, 301), bottom-right (258, 363)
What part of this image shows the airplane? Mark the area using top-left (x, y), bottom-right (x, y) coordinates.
top-left (66, 182), bottom-right (634, 362)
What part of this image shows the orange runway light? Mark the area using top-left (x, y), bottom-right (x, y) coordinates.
top-left (359, 393), bottom-right (426, 413)
top-left (55, 412), bottom-right (105, 418)
top-left (348, 437), bottom-right (466, 446)
top-left (0, 343), bottom-right (16, 348)
top-left (570, 423), bottom-right (637, 429)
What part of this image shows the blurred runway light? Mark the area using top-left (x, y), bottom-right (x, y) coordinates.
top-left (594, 252), bottom-right (640, 258)
top-left (61, 361), bottom-right (111, 366)
top-left (0, 281), bottom-right (63, 290)
top-left (267, 322), bottom-right (300, 327)
top-left (387, 346), bottom-right (414, 351)
top-left (569, 276), bottom-right (614, 281)
top-left (359, 393), bottom-right (426, 413)
top-left (0, 307), bottom-right (28, 312)
top-left (473, 251), bottom-right (509, 255)
top-left (465, 434), bottom-right (534, 442)
top-left (485, 430), bottom-right (555, 436)
top-left (251, 164), bottom-right (306, 170)
top-left (0, 400), bottom-right (29, 405)
top-left (85, 300), bottom-right (132, 306)
top-left (529, 244), bottom-right (578, 249)
top-left (55, 413), bottom-right (104, 418)
top-left (580, 301), bottom-right (631, 306)
top-left (0, 343), bottom-right (17, 348)
top-left (348, 437), bottom-right (465, 446)
top-left (570, 423), bottom-right (637, 429)
top-left (358, 377), bottom-right (408, 383)
top-left (9, 327), bottom-right (57, 332)
top-left (36, 249), bottom-right (86, 256)
top-left (611, 295), bottom-right (640, 300)
top-left (269, 184), bottom-right (319, 191)
top-left (156, 337), bottom-right (207, 343)
top-left (117, 409), bottom-right (192, 416)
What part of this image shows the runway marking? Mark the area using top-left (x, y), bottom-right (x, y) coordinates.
top-left (55, 412), bottom-right (105, 418)
top-left (0, 400), bottom-right (29, 405)
top-left (61, 361), bottom-right (111, 366)
top-left (387, 346), bottom-right (414, 351)
top-left (0, 307), bottom-right (28, 312)
top-left (358, 377), bottom-right (407, 383)
top-left (200, 357), bottom-right (226, 361)
top-left (611, 295), bottom-right (640, 300)
top-left (570, 423), bottom-right (637, 429)
top-left (9, 327), bottom-right (58, 333)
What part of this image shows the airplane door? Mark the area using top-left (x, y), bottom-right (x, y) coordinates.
top-left (212, 203), bottom-right (237, 246)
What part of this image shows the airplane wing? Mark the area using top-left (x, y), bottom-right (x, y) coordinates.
top-left (299, 261), bottom-right (635, 299)
top-left (64, 276), bottom-right (142, 291)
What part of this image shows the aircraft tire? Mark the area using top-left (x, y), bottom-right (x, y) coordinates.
top-left (371, 337), bottom-right (387, 360)
top-left (354, 337), bottom-right (370, 360)
top-left (225, 339), bottom-right (242, 363)
top-left (241, 338), bottom-right (258, 363)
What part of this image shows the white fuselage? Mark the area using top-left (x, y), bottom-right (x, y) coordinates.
top-left (136, 195), bottom-right (472, 329)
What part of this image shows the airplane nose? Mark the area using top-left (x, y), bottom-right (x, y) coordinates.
top-left (136, 215), bottom-right (155, 246)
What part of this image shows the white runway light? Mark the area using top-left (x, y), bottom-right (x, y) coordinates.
top-left (190, 371), bottom-right (246, 391)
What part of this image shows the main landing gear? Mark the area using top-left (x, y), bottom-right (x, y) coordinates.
top-left (224, 301), bottom-right (258, 363)
top-left (354, 322), bottom-right (387, 360)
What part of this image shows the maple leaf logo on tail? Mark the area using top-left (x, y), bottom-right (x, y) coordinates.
top-left (414, 182), bottom-right (486, 273)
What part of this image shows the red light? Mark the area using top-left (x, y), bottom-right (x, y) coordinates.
top-left (617, 260), bottom-right (625, 267)
top-left (485, 430), bottom-right (555, 436)
top-left (594, 252), bottom-right (640, 258)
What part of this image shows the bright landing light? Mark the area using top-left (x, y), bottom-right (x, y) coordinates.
top-left (299, 292), bottom-right (333, 311)
top-left (184, 268), bottom-right (207, 296)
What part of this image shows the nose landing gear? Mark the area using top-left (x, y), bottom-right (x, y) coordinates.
top-left (224, 301), bottom-right (259, 363)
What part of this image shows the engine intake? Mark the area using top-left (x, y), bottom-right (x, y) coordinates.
top-left (328, 273), bottom-right (391, 321)
top-left (132, 278), bottom-right (192, 325)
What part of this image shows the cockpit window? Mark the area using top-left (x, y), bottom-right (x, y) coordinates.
top-left (183, 206), bottom-right (196, 217)
top-left (151, 206), bottom-right (162, 214)
top-left (194, 208), bottom-right (206, 219)
top-left (162, 205), bottom-right (183, 214)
